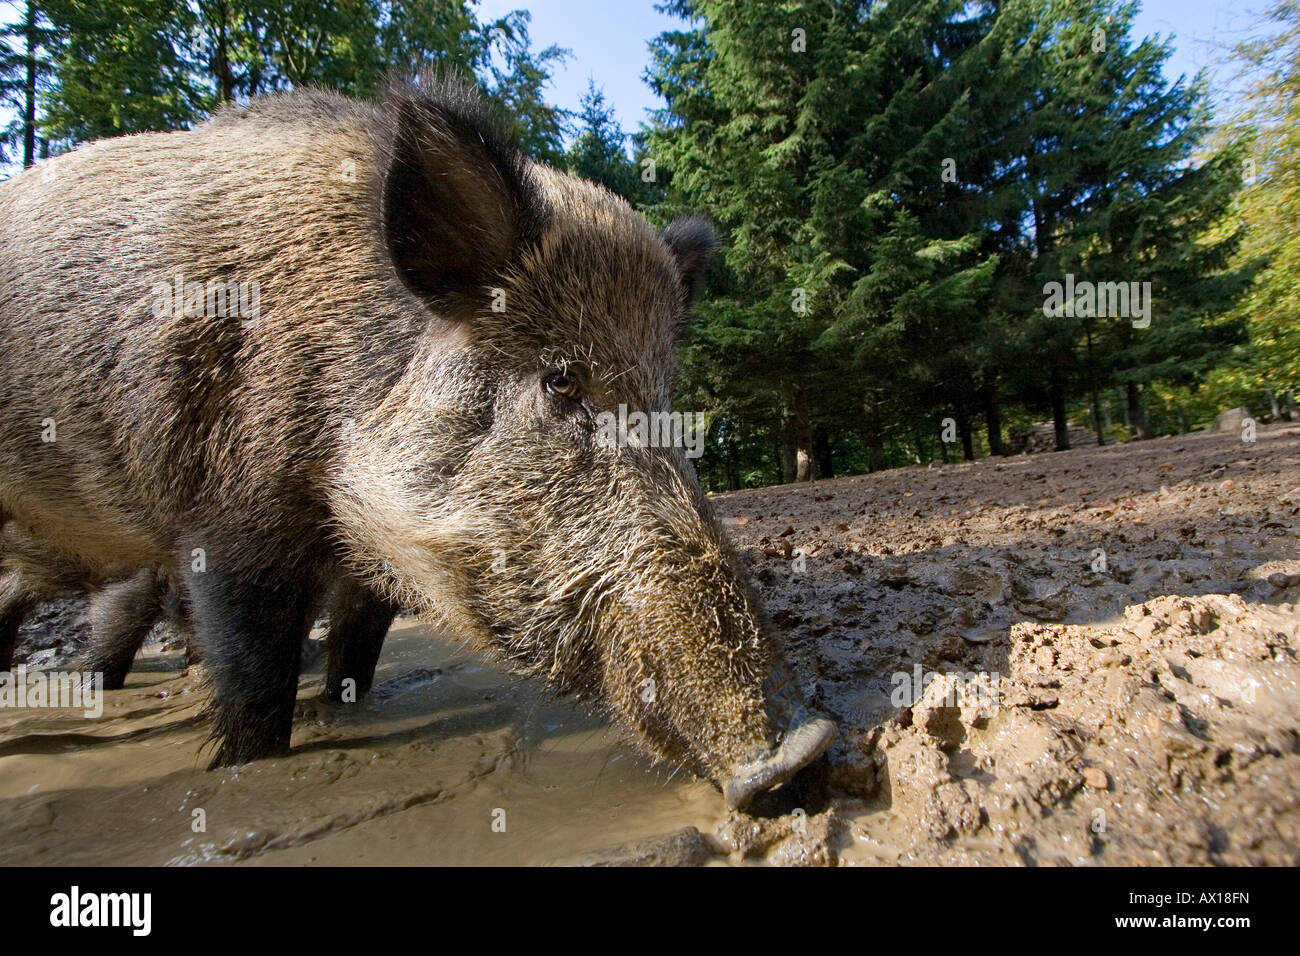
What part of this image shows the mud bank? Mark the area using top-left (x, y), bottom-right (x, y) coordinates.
top-left (719, 423), bottom-right (1300, 865)
top-left (2, 425), bottom-right (1297, 865)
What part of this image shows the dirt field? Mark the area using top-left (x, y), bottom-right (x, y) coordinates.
top-left (2, 424), bottom-right (1297, 865)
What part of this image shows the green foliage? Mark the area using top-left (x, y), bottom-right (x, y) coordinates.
top-left (649, 0), bottom-right (1260, 490)
top-left (479, 10), bottom-right (570, 166)
top-left (41, 0), bottom-right (207, 143)
top-left (1227, 0), bottom-right (1300, 396)
top-left (4, 2), bottom-right (571, 166)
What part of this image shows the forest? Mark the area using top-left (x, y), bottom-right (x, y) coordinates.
top-left (2, 0), bottom-right (1297, 491)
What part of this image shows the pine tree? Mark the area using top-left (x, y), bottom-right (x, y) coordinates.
top-left (649, 1), bottom-right (1010, 476)
top-left (1005, 0), bottom-right (1251, 444)
top-left (565, 81), bottom-right (658, 206)
top-left (0, 0), bottom-right (58, 166)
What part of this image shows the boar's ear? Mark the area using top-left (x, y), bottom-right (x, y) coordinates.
top-left (381, 82), bottom-right (544, 317)
top-left (661, 215), bottom-right (719, 306)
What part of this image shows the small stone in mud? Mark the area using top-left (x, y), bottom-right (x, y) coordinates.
top-left (582, 827), bottom-right (719, 867)
top-left (1082, 767), bottom-right (1109, 789)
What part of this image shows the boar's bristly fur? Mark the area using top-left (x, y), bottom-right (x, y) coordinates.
top-left (0, 73), bottom-right (825, 796)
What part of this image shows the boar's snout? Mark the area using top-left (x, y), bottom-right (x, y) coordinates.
top-left (723, 657), bottom-right (836, 811)
top-left (596, 540), bottom-right (833, 811)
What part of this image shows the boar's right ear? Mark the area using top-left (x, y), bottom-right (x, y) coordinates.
top-left (661, 215), bottom-right (719, 306)
top-left (381, 80), bottom-right (544, 317)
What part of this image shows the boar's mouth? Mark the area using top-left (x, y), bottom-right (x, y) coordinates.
top-left (723, 659), bottom-right (836, 811)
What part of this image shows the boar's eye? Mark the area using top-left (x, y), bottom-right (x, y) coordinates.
top-left (544, 370), bottom-right (583, 403)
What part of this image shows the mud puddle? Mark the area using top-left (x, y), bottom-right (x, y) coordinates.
top-left (0, 621), bottom-right (726, 866)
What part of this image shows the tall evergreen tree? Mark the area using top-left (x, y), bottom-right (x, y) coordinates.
top-left (1003, 0), bottom-right (1251, 444)
top-left (565, 80), bottom-right (657, 205)
top-left (649, 1), bottom-right (1009, 476)
top-left (0, 0), bottom-right (57, 166)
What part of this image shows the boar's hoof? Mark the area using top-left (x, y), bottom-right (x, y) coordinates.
top-left (723, 716), bottom-right (836, 811)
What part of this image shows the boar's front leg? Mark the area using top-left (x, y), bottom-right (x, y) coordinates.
top-left (81, 568), bottom-right (168, 689)
top-left (187, 559), bottom-right (315, 767)
top-left (323, 576), bottom-right (399, 702)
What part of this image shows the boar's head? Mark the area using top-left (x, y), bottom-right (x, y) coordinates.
top-left (329, 77), bottom-right (833, 809)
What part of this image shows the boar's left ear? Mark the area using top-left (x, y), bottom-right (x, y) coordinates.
top-left (381, 77), bottom-right (544, 317)
top-left (661, 215), bottom-right (719, 306)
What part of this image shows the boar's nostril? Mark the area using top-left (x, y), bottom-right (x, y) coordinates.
top-left (723, 715), bottom-right (836, 811)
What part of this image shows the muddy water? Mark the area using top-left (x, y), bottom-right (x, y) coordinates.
top-left (0, 620), bottom-right (724, 866)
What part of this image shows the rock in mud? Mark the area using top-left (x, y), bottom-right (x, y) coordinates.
top-left (579, 827), bottom-right (719, 867)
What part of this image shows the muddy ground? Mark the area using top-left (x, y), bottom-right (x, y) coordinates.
top-left (2, 424), bottom-right (1297, 865)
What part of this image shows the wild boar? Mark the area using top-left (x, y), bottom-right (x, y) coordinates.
top-left (0, 75), bottom-right (833, 808)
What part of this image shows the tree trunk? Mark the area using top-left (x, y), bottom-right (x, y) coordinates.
top-left (813, 426), bottom-right (834, 479)
top-left (958, 412), bottom-right (974, 461)
top-left (779, 428), bottom-right (796, 484)
top-left (795, 447), bottom-right (813, 482)
top-left (1050, 365), bottom-right (1070, 451)
top-left (792, 386), bottom-right (814, 482)
top-left (22, 0), bottom-right (37, 168)
top-left (1090, 387), bottom-right (1105, 445)
top-left (865, 401), bottom-right (886, 472)
top-left (718, 429), bottom-right (738, 492)
top-left (1085, 321), bottom-right (1103, 446)
top-left (1125, 381), bottom-right (1150, 440)
top-left (214, 1), bottom-right (235, 103)
top-left (982, 386), bottom-right (1004, 456)
top-left (246, 11), bottom-right (263, 96)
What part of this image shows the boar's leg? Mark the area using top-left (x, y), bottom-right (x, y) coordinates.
top-left (81, 568), bottom-right (168, 690)
top-left (157, 589), bottom-right (201, 666)
top-left (323, 576), bottom-right (399, 702)
top-left (0, 583), bottom-right (34, 673)
top-left (187, 562), bottom-right (315, 767)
